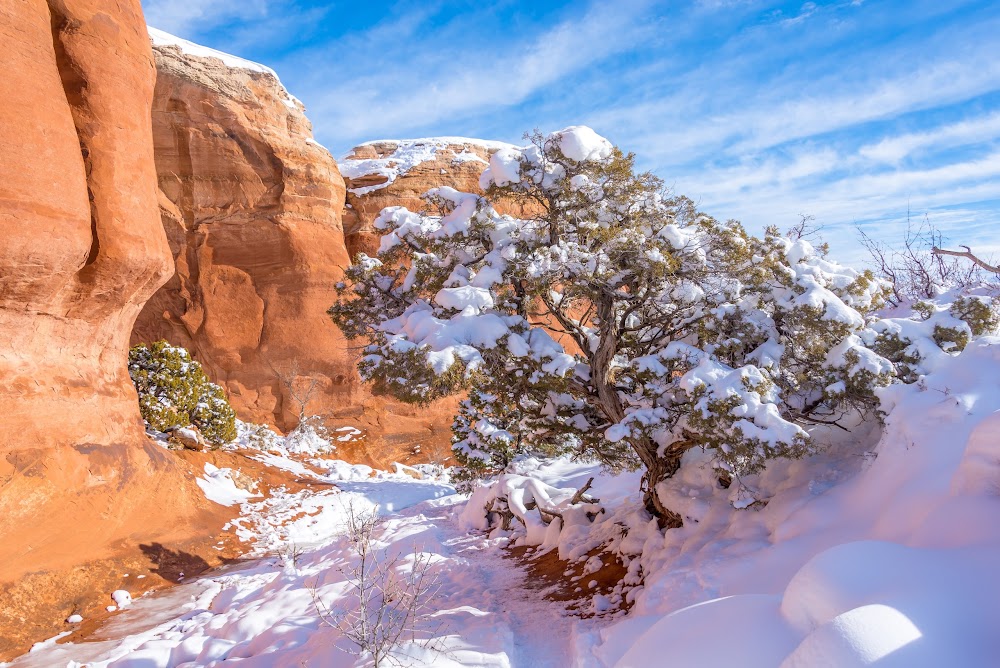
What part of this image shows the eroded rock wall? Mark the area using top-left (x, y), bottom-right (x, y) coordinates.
top-left (0, 0), bottom-right (172, 451)
top-left (0, 3), bottom-right (229, 658)
top-left (133, 38), bottom-right (354, 432)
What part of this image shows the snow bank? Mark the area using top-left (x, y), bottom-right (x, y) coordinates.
top-left (587, 331), bottom-right (1000, 666)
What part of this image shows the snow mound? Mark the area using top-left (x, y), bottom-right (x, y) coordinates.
top-left (111, 591), bottom-right (132, 609)
top-left (586, 323), bottom-right (1000, 667)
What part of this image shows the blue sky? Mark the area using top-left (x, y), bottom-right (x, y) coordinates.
top-left (142, 0), bottom-right (1000, 265)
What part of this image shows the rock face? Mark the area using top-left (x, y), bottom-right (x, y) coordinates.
top-left (133, 33), bottom-right (354, 432)
top-left (340, 138), bottom-right (515, 258)
top-left (133, 36), bottom-right (460, 457)
top-left (0, 3), bottom-right (230, 659)
top-left (0, 0), bottom-right (172, 451)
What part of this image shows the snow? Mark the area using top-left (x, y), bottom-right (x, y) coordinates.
top-left (340, 138), bottom-right (517, 196)
top-left (111, 591), bottom-right (132, 609)
top-left (12, 462), bottom-right (568, 668)
top-left (552, 126), bottom-right (613, 162)
top-left (11, 275), bottom-right (1000, 667)
top-left (195, 463), bottom-right (259, 507)
top-left (148, 28), bottom-right (276, 76)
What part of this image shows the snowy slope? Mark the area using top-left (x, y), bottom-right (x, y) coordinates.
top-left (577, 336), bottom-right (1000, 667)
top-left (10, 330), bottom-right (1000, 665)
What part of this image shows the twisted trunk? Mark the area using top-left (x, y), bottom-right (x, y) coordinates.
top-left (590, 294), bottom-right (683, 527)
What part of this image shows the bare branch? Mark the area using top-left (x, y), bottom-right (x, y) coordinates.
top-left (570, 477), bottom-right (600, 505)
top-left (931, 246), bottom-right (1000, 274)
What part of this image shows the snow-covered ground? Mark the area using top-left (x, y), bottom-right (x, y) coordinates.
top-left (10, 336), bottom-right (1000, 667)
top-left (8, 456), bottom-right (584, 667)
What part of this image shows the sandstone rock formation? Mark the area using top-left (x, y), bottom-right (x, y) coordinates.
top-left (340, 138), bottom-right (515, 258)
top-left (132, 33), bottom-right (353, 432)
top-left (133, 34), bottom-right (461, 456)
top-left (0, 3), bottom-right (230, 659)
top-left (0, 0), bottom-right (172, 451)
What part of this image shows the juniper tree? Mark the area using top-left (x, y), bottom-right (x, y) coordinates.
top-left (330, 127), bottom-right (892, 526)
top-left (128, 341), bottom-right (237, 446)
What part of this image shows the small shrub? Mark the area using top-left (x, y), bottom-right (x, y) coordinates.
top-left (313, 503), bottom-right (444, 667)
top-left (950, 295), bottom-right (1000, 337)
top-left (128, 341), bottom-right (237, 447)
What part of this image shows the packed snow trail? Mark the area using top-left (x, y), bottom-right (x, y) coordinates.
top-left (7, 464), bottom-right (583, 667)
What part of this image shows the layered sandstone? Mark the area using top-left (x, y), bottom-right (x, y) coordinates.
top-left (0, 3), bottom-right (228, 659)
top-left (341, 138), bottom-right (515, 257)
top-left (133, 35), bottom-right (461, 454)
top-left (132, 33), bottom-right (352, 432)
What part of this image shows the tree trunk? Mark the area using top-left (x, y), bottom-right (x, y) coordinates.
top-left (641, 449), bottom-right (684, 529)
top-left (590, 295), bottom-right (685, 528)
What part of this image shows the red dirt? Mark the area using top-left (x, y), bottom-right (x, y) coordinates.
top-left (0, 444), bottom-right (329, 661)
top-left (505, 544), bottom-right (636, 617)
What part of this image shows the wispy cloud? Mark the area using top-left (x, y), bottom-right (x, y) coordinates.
top-left (140, 0), bottom-right (1000, 266)
top-left (859, 112), bottom-right (1000, 164)
top-left (292, 0), bottom-right (658, 145)
top-left (142, 0), bottom-right (270, 36)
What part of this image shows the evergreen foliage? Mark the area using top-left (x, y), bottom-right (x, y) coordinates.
top-left (330, 127), bottom-right (895, 524)
top-left (128, 341), bottom-right (237, 447)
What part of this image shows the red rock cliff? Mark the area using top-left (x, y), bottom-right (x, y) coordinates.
top-left (132, 33), bottom-right (354, 432)
top-left (0, 0), bottom-right (172, 450)
top-left (341, 138), bottom-right (515, 258)
top-left (133, 35), bottom-right (461, 456)
top-left (0, 3), bottom-right (231, 658)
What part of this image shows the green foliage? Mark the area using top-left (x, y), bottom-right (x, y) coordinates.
top-left (128, 341), bottom-right (237, 447)
top-left (950, 295), bottom-right (1000, 337)
top-left (330, 127), bottom-right (894, 518)
top-left (932, 325), bottom-right (969, 353)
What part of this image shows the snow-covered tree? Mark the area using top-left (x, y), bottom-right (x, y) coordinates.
top-left (330, 127), bottom-right (892, 526)
top-left (128, 341), bottom-right (237, 446)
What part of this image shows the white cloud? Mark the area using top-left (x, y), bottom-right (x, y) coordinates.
top-left (858, 112), bottom-right (1000, 164)
top-left (300, 0), bottom-right (656, 147)
top-left (143, 0), bottom-right (269, 37)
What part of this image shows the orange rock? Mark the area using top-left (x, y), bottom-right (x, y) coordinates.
top-left (133, 36), bottom-right (461, 455)
top-left (0, 3), bottom-right (229, 659)
top-left (132, 36), bottom-right (354, 432)
top-left (341, 139), bottom-right (515, 257)
top-left (0, 0), bottom-right (172, 452)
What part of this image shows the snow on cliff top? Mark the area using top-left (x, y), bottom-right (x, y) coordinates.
top-left (148, 28), bottom-right (306, 115)
top-left (148, 28), bottom-right (277, 76)
top-left (340, 137), bottom-right (519, 196)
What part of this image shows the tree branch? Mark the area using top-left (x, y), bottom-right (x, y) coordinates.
top-left (931, 246), bottom-right (1000, 274)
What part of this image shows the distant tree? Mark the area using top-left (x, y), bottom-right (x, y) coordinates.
top-left (273, 361), bottom-right (334, 454)
top-left (128, 341), bottom-right (237, 446)
top-left (330, 127), bottom-right (892, 526)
